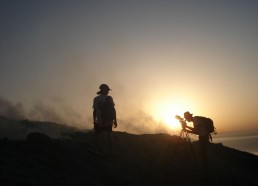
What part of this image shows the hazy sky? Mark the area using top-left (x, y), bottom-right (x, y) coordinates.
top-left (1, 0), bottom-right (258, 134)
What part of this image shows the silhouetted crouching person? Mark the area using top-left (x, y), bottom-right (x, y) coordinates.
top-left (92, 84), bottom-right (117, 157)
top-left (183, 111), bottom-right (210, 170)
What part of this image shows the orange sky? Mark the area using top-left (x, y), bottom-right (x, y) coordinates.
top-left (0, 1), bottom-right (258, 134)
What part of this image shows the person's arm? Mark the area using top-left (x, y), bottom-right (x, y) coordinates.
top-left (185, 125), bottom-right (198, 134)
top-left (110, 97), bottom-right (117, 128)
top-left (185, 125), bottom-right (194, 131)
top-left (184, 125), bottom-right (194, 133)
top-left (113, 108), bottom-right (117, 128)
top-left (93, 108), bottom-right (96, 125)
top-left (93, 98), bottom-right (97, 125)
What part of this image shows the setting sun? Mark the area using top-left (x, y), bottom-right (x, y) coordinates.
top-left (148, 98), bottom-right (190, 131)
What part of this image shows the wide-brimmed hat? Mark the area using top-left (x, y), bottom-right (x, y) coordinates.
top-left (96, 84), bottom-right (111, 94)
top-left (184, 111), bottom-right (192, 118)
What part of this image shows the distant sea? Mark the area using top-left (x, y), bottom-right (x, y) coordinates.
top-left (212, 131), bottom-right (258, 156)
top-left (183, 130), bottom-right (258, 156)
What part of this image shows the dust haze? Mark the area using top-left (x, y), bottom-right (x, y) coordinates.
top-left (0, 95), bottom-right (173, 135)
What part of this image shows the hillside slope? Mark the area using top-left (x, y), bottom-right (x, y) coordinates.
top-left (0, 131), bottom-right (258, 186)
top-left (0, 118), bottom-right (258, 186)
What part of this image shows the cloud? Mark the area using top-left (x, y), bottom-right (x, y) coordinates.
top-left (0, 96), bottom-right (172, 134)
top-left (0, 96), bottom-right (84, 127)
top-left (29, 101), bottom-right (64, 123)
top-left (28, 98), bottom-right (85, 127)
top-left (117, 110), bottom-right (170, 134)
top-left (0, 96), bottom-right (25, 120)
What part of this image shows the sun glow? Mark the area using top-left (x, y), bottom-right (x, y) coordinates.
top-left (149, 99), bottom-right (189, 131)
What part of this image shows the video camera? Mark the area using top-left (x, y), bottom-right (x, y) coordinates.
top-left (175, 115), bottom-right (187, 129)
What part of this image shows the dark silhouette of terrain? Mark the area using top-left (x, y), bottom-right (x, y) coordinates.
top-left (0, 117), bottom-right (258, 186)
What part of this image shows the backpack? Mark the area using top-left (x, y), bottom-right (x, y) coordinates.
top-left (100, 96), bottom-right (115, 121)
top-left (196, 116), bottom-right (216, 141)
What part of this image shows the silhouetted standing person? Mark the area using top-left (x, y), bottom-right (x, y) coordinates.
top-left (183, 111), bottom-right (210, 169)
top-left (92, 84), bottom-right (117, 157)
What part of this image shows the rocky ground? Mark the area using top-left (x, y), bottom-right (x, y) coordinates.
top-left (0, 117), bottom-right (258, 186)
top-left (0, 130), bottom-right (258, 186)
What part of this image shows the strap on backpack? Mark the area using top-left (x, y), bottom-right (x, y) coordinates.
top-left (209, 133), bottom-right (212, 142)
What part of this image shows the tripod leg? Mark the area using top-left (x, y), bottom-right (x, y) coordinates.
top-left (171, 129), bottom-right (184, 160)
top-left (186, 133), bottom-right (194, 153)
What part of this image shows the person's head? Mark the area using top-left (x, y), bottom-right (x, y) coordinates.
top-left (184, 111), bottom-right (193, 122)
top-left (97, 84), bottom-right (111, 95)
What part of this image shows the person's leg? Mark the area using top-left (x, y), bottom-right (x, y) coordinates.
top-left (199, 135), bottom-right (209, 170)
top-left (107, 131), bottom-right (112, 156)
top-left (99, 123), bottom-right (113, 157)
top-left (105, 124), bottom-right (113, 156)
top-left (94, 125), bottom-right (103, 154)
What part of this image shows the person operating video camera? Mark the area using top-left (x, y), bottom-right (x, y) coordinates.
top-left (183, 111), bottom-right (210, 170)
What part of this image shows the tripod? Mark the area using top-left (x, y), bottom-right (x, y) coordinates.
top-left (171, 128), bottom-right (196, 161)
top-left (179, 128), bottom-right (192, 142)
